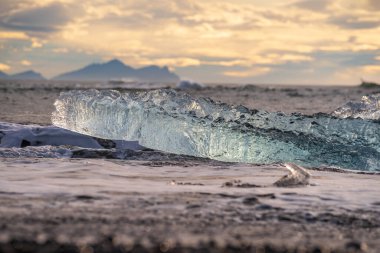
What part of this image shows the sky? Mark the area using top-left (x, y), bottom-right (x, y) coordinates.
top-left (0, 0), bottom-right (379, 85)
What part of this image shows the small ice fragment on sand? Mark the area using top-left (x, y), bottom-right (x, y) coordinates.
top-left (274, 163), bottom-right (311, 187)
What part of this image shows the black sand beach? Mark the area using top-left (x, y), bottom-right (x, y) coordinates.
top-left (0, 80), bottom-right (380, 253)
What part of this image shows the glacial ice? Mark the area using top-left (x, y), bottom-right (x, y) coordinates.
top-left (0, 122), bottom-right (143, 150)
top-left (274, 163), bottom-right (311, 187)
top-left (333, 93), bottom-right (380, 120)
top-left (52, 89), bottom-right (380, 171)
top-left (0, 122), bottom-right (102, 148)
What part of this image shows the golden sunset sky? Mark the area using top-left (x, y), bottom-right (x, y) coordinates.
top-left (0, 0), bottom-right (379, 84)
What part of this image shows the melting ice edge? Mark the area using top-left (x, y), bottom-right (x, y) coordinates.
top-left (52, 89), bottom-right (380, 171)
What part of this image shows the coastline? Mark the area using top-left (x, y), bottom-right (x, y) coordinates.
top-left (1, 80), bottom-right (380, 252)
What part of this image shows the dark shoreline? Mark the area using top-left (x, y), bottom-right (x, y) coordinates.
top-left (0, 240), bottom-right (371, 253)
top-left (0, 191), bottom-right (378, 253)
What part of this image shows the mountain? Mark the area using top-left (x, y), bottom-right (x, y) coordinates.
top-left (135, 65), bottom-right (178, 82)
top-left (53, 59), bottom-right (180, 83)
top-left (0, 70), bottom-right (45, 80)
top-left (9, 70), bottom-right (45, 80)
top-left (0, 71), bottom-right (8, 79)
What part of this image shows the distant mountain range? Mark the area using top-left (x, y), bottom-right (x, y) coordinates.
top-left (53, 59), bottom-right (179, 82)
top-left (0, 71), bottom-right (8, 79)
top-left (0, 70), bottom-right (46, 80)
top-left (0, 59), bottom-right (180, 83)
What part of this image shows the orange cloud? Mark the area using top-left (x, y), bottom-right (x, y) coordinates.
top-left (0, 63), bottom-right (10, 71)
top-left (1, 0), bottom-right (379, 84)
top-left (31, 38), bottom-right (43, 48)
top-left (21, 60), bottom-right (32, 66)
top-left (362, 65), bottom-right (380, 74)
top-left (224, 67), bottom-right (271, 77)
top-left (140, 57), bottom-right (201, 67)
top-left (0, 31), bottom-right (28, 39)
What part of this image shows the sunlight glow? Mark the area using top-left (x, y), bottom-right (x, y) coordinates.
top-left (0, 0), bottom-right (379, 84)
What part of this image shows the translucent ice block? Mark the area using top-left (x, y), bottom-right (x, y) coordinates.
top-left (52, 89), bottom-right (380, 171)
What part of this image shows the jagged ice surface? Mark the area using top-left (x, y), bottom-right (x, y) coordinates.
top-left (52, 89), bottom-right (380, 171)
top-left (333, 93), bottom-right (380, 120)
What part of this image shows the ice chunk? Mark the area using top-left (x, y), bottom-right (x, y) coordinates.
top-left (52, 89), bottom-right (380, 171)
top-left (0, 121), bottom-right (102, 148)
top-left (274, 163), bottom-right (311, 187)
top-left (332, 93), bottom-right (380, 120)
top-left (0, 122), bottom-right (143, 150)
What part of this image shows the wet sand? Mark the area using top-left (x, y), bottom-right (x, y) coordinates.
top-left (1, 158), bottom-right (380, 253)
top-left (0, 80), bottom-right (380, 252)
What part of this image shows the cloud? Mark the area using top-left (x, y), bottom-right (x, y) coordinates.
top-left (0, 2), bottom-right (73, 33)
top-left (203, 59), bottom-right (252, 67)
top-left (142, 0), bottom-right (200, 20)
top-left (293, 0), bottom-right (380, 30)
top-left (84, 0), bottom-right (200, 28)
top-left (362, 65), bottom-right (380, 74)
top-left (0, 1), bottom-right (23, 16)
top-left (31, 38), bottom-right (44, 48)
top-left (343, 52), bottom-right (378, 66)
top-left (0, 0), bottom-right (379, 84)
top-left (293, 0), bottom-right (330, 12)
top-left (329, 15), bottom-right (380, 30)
top-left (333, 64), bottom-right (380, 84)
top-left (311, 50), bottom-right (379, 68)
top-left (367, 0), bottom-right (380, 10)
top-left (140, 57), bottom-right (201, 67)
top-left (293, 0), bottom-right (380, 13)
top-left (21, 60), bottom-right (31, 66)
top-left (266, 54), bottom-right (313, 63)
top-left (0, 31), bottom-right (28, 39)
top-left (0, 63), bottom-right (10, 71)
top-left (52, 47), bottom-right (69, 53)
top-left (224, 67), bottom-right (271, 77)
